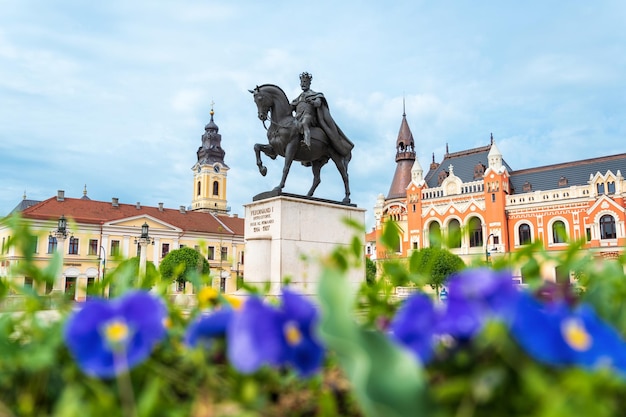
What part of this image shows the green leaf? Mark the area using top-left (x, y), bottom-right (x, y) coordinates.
top-left (317, 264), bottom-right (428, 417)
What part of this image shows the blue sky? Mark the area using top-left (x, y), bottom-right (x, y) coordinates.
top-left (2, 1), bottom-right (625, 229)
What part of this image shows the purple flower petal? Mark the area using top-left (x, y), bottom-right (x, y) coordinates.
top-left (227, 297), bottom-right (283, 373)
top-left (64, 291), bottom-right (167, 378)
top-left (510, 292), bottom-right (626, 374)
top-left (439, 268), bottom-right (520, 338)
top-left (185, 309), bottom-right (233, 348)
top-left (390, 293), bottom-right (438, 363)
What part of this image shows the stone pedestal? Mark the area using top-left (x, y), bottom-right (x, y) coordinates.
top-left (243, 194), bottom-right (366, 296)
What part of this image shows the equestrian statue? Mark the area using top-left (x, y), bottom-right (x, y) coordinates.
top-left (250, 72), bottom-right (353, 204)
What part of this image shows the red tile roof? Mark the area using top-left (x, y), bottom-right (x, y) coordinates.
top-left (20, 197), bottom-right (244, 236)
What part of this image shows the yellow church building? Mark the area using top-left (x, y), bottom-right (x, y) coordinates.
top-left (1, 107), bottom-right (245, 302)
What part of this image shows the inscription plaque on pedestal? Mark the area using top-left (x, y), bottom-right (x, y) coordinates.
top-left (243, 195), bottom-right (366, 296)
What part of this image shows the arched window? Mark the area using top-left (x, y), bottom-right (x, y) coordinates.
top-left (552, 221), bottom-right (567, 243)
top-left (468, 217), bottom-right (483, 247)
top-left (447, 219), bottom-right (461, 248)
top-left (429, 222), bottom-right (441, 248)
top-left (608, 181), bottom-right (616, 194)
top-left (212, 181), bottom-right (219, 196)
top-left (519, 224), bottom-right (532, 245)
top-left (197, 181), bottom-right (201, 196)
top-left (600, 215), bottom-right (616, 239)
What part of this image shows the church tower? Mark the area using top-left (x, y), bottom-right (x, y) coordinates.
top-left (386, 104), bottom-right (416, 200)
top-left (191, 105), bottom-right (229, 213)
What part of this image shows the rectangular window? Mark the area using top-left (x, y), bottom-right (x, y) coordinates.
top-left (28, 236), bottom-right (38, 255)
top-left (586, 228), bottom-right (592, 242)
top-left (493, 236), bottom-right (500, 245)
top-left (87, 277), bottom-right (96, 299)
top-left (48, 236), bottom-right (58, 253)
top-left (162, 243), bottom-right (170, 258)
top-left (88, 239), bottom-right (99, 256)
top-left (240, 251), bottom-right (244, 265)
top-left (68, 237), bottom-right (79, 255)
top-left (111, 240), bottom-right (120, 256)
top-left (469, 231), bottom-right (483, 248)
top-left (412, 242), bottom-right (418, 250)
top-left (207, 246), bottom-right (215, 260)
top-left (24, 277), bottom-right (33, 288)
top-left (491, 193), bottom-right (496, 202)
top-left (221, 247), bottom-right (228, 261)
top-left (65, 277), bottom-right (76, 299)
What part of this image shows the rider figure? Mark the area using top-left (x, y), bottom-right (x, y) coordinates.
top-left (291, 72), bottom-right (322, 149)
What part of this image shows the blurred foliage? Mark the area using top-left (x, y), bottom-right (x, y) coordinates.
top-left (2, 215), bottom-right (626, 417)
top-left (159, 247), bottom-right (210, 285)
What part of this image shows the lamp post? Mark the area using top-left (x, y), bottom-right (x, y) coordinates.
top-left (134, 222), bottom-right (153, 278)
top-left (485, 233), bottom-right (495, 263)
top-left (99, 246), bottom-right (106, 280)
top-left (51, 215), bottom-right (69, 292)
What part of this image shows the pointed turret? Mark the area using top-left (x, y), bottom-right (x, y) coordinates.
top-left (411, 156), bottom-right (424, 185)
top-left (487, 133), bottom-right (503, 172)
top-left (387, 106), bottom-right (416, 199)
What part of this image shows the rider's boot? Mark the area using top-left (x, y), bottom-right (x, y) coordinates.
top-left (303, 129), bottom-right (311, 149)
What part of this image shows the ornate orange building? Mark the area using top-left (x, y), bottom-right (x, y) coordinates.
top-left (372, 113), bottom-right (626, 283)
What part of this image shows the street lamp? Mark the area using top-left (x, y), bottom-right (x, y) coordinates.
top-left (134, 222), bottom-right (154, 278)
top-left (56, 215), bottom-right (68, 238)
top-left (50, 215), bottom-right (69, 292)
top-left (485, 233), bottom-right (497, 263)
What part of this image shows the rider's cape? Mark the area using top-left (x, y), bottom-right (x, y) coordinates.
top-left (310, 92), bottom-right (354, 158)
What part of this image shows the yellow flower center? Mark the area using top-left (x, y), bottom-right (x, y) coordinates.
top-left (198, 287), bottom-right (219, 306)
top-left (284, 321), bottom-right (302, 346)
top-left (561, 318), bottom-right (592, 351)
top-left (104, 320), bottom-right (130, 346)
top-left (223, 295), bottom-right (243, 310)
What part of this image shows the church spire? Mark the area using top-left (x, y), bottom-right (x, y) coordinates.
top-left (191, 103), bottom-right (230, 214)
top-left (196, 104), bottom-right (227, 167)
top-left (387, 107), bottom-right (416, 199)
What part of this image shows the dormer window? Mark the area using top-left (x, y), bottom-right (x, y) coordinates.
top-left (473, 163), bottom-right (486, 179)
top-left (522, 181), bottom-right (532, 192)
top-left (437, 170), bottom-right (449, 186)
top-left (558, 176), bottom-right (568, 186)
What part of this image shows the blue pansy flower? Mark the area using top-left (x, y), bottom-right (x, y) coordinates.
top-left (227, 289), bottom-right (324, 377)
top-left (64, 290), bottom-right (167, 378)
top-left (280, 289), bottom-right (325, 376)
top-left (184, 308), bottom-right (234, 348)
top-left (437, 268), bottom-right (520, 338)
top-left (510, 292), bottom-right (626, 374)
top-left (390, 293), bottom-right (438, 363)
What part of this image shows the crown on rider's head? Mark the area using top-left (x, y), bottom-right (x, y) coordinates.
top-left (299, 72), bottom-right (313, 82)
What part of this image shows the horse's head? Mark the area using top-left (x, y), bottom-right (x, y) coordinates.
top-left (249, 86), bottom-right (271, 122)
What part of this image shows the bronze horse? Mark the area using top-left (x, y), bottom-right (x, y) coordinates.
top-left (250, 84), bottom-right (351, 204)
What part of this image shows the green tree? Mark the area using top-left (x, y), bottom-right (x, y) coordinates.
top-left (159, 247), bottom-right (210, 285)
top-left (105, 257), bottom-right (159, 296)
top-left (409, 247), bottom-right (465, 296)
top-left (365, 257), bottom-right (377, 286)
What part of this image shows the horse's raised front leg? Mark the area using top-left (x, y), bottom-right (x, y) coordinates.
top-left (254, 143), bottom-right (275, 177)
